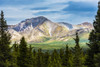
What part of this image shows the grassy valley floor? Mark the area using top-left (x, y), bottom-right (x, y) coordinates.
top-left (29, 38), bottom-right (89, 50)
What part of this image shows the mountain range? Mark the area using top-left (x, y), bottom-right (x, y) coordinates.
top-left (8, 16), bottom-right (93, 43)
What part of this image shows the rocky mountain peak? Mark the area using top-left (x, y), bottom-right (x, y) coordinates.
top-left (82, 22), bottom-right (92, 26)
top-left (59, 22), bottom-right (73, 29)
top-left (11, 16), bottom-right (50, 31)
top-left (8, 16), bottom-right (93, 43)
top-left (77, 22), bottom-right (93, 27)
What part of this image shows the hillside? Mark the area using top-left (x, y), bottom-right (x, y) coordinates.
top-left (8, 16), bottom-right (93, 44)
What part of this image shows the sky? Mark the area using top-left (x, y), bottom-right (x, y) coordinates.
top-left (0, 0), bottom-right (99, 25)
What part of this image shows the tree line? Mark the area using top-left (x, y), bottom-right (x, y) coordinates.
top-left (0, 1), bottom-right (100, 67)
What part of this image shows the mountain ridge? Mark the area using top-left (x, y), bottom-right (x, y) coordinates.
top-left (8, 16), bottom-right (93, 43)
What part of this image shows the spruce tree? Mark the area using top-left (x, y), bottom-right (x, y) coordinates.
top-left (59, 48), bottom-right (64, 60)
top-left (17, 37), bottom-right (29, 67)
top-left (72, 32), bottom-right (83, 67)
top-left (85, 1), bottom-right (100, 67)
top-left (51, 49), bottom-right (59, 60)
top-left (48, 56), bottom-right (52, 67)
top-left (11, 42), bottom-right (19, 67)
top-left (33, 49), bottom-right (37, 67)
top-left (27, 45), bottom-right (33, 67)
top-left (44, 51), bottom-right (50, 67)
top-left (63, 45), bottom-right (73, 67)
top-left (36, 48), bottom-right (44, 67)
top-left (59, 48), bottom-right (65, 66)
top-left (94, 53), bottom-right (100, 67)
top-left (0, 11), bottom-right (11, 67)
top-left (49, 49), bottom-right (62, 67)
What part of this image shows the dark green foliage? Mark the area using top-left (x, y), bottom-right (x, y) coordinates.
top-left (85, 1), bottom-right (100, 67)
top-left (59, 48), bottom-right (65, 66)
top-left (32, 49), bottom-right (37, 67)
top-left (27, 45), bottom-right (34, 67)
top-left (51, 49), bottom-right (59, 60)
top-left (44, 51), bottom-right (50, 67)
top-left (36, 49), bottom-right (44, 67)
top-left (62, 45), bottom-right (73, 67)
top-left (17, 37), bottom-right (30, 67)
top-left (48, 49), bottom-right (62, 67)
top-left (72, 32), bottom-right (83, 67)
top-left (0, 11), bottom-right (11, 67)
top-left (11, 42), bottom-right (19, 67)
top-left (94, 53), bottom-right (100, 67)
top-left (59, 48), bottom-right (64, 60)
top-left (48, 56), bottom-right (52, 67)
top-left (48, 57), bottom-right (62, 67)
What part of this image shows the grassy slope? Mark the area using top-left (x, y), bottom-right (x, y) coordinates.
top-left (30, 38), bottom-right (89, 50)
top-left (29, 32), bottom-right (90, 50)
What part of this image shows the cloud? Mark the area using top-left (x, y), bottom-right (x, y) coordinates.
top-left (0, 0), bottom-right (69, 24)
top-left (0, 0), bottom-right (99, 25)
top-left (44, 0), bottom-right (98, 4)
top-left (64, 2), bottom-right (97, 11)
top-left (0, 6), bottom-right (36, 25)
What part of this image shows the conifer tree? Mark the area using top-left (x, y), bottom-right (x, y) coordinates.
top-left (33, 49), bottom-right (37, 67)
top-left (51, 49), bottom-right (59, 60)
top-left (36, 48), bottom-right (44, 67)
top-left (63, 45), bottom-right (73, 67)
top-left (59, 48), bottom-right (65, 66)
top-left (27, 45), bottom-right (33, 67)
top-left (59, 48), bottom-right (64, 60)
top-left (94, 53), bottom-right (100, 67)
top-left (51, 58), bottom-right (62, 67)
top-left (85, 1), bottom-right (100, 67)
top-left (11, 42), bottom-right (19, 67)
top-left (17, 37), bottom-right (29, 67)
top-left (44, 51), bottom-right (50, 67)
top-left (48, 56), bottom-right (53, 67)
top-left (72, 32), bottom-right (83, 67)
top-left (0, 11), bottom-right (11, 67)
top-left (49, 49), bottom-right (62, 67)
top-left (33, 49), bottom-right (37, 57)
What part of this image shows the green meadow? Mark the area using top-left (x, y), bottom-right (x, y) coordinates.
top-left (30, 38), bottom-right (89, 50)
top-left (29, 32), bottom-right (89, 50)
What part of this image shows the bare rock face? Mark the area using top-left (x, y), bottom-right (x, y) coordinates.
top-left (8, 29), bottom-right (22, 43)
top-left (8, 16), bottom-right (93, 43)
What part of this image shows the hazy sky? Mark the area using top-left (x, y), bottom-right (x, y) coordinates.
top-left (0, 0), bottom-right (98, 25)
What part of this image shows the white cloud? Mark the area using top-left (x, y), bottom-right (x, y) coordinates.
top-left (44, 0), bottom-right (98, 4)
top-left (0, 6), bottom-right (36, 24)
top-left (0, 0), bottom-right (98, 25)
top-left (36, 12), bottom-right (72, 22)
top-left (54, 0), bottom-right (98, 2)
top-left (0, 0), bottom-right (69, 25)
